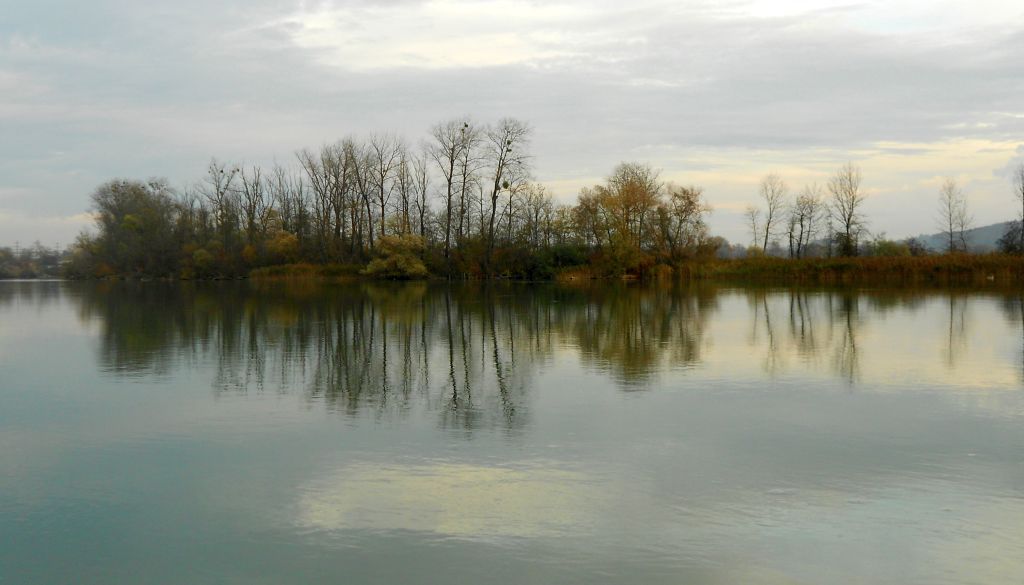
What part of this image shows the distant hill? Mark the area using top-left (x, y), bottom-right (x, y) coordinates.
top-left (911, 221), bottom-right (1015, 253)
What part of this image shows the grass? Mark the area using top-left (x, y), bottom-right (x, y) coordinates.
top-left (690, 254), bottom-right (1024, 284)
top-left (249, 262), bottom-right (364, 281)
top-left (250, 254), bottom-right (1024, 286)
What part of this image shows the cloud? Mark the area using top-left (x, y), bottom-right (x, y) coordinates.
top-left (274, 1), bottom-right (598, 70)
top-left (2, 0), bottom-right (1024, 245)
top-left (296, 460), bottom-right (606, 538)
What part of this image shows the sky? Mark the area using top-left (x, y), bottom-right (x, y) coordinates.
top-left (2, 0), bottom-right (1023, 248)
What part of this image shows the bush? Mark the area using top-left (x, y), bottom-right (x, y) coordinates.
top-left (589, 242), bottom-right (652, 277)
top-left (866, 238), bottom-right (910, 257)
top-left (495, 247), bottom-right (557, 280)
top-left (362, 234), bottom-right (430, 280)
top-left (266, 231), bottom-right (300, 264)
top-left (192, 248), bottom-right (215, 278)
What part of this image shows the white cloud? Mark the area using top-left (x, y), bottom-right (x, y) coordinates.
top-left (297, 460), bottom-right (606, 538)
top-left (277, 0), bottom-right (599, 70)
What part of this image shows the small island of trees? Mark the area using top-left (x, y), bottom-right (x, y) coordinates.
top-left (53, 116), bottom-right (1024, 284)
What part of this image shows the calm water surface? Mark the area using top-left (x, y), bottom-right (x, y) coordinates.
top-left (2, 280), bottom-right (1023, 584)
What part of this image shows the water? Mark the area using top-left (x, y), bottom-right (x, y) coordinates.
top-left (2, 280), bottom-right (1023, 584)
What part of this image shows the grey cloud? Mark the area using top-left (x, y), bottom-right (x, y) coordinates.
top-left (1, 0), bottom-right (1023, 245)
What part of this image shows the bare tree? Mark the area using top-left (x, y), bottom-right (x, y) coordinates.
top-left (1014, 162), bottom-right (1024, 251)
top-left (296, 147), bottom-right (334, 258)
top-left (519, 183), bottom-right (553, 250)
top-left (789, 184), bottom-right (824, 258)
top-left (200, 158), bottom-right (240, 247)
top-left (785, 212), bottom-right (798, 258)
top-left (347, 141), bottom-right (375, 252)
top-left (455, 122), bottom-right (483, 243)
top-left (268, 163), bottom-right (292, 234)
top-left (937, 177), bottom-right (972, 253)
top-left (268, 162), bottom-right (309, 245)
top-left (395, 150), bottom-right (413, 235)
top-left (369, 133), bottom-right (403, 240)
top-left (828, 162), bottom-right (867, 256)
top-left (744, 206), bottom-right (761, 249)
top-left (326, 139), bottom-right (358, 254)
top-left (759, 173), bottom-right (787, 251)
top-left (483, 118), bottom-right (532, 273)
top-left (428, 119), bottom-right (469, 259)
top-left (412, 148), bottom-right (431, 240)
top-left (340, 139), bottom-right (371, 255)
top-left (178, 184), bottom-right (204, 242)
top-left (239, 164), bottom-right (270, 245)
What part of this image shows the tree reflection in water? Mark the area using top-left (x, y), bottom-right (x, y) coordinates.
top-left (64, 281), bottom-right (1024, 428)
top-left (1000, 293), bottom-right (1024, 383)
top-left (71, 281), bottom-right (721, 426)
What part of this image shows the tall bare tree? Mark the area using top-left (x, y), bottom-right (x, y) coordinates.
top-left (268, 162), bottom-right (308, 245)
top-left (519, 183), bottom-right (553, 250)
top-left (201, 158), bottom-right (240, 248)
top-left (483, 118), bottom-right (532, 272)
top-left (828, 162), bottom-right (867, 256)
top-left (268, 163), bottom-right (292, 234)
top-left (395, 150), bottom-right (413, 235)
top-left (789, 184), bottom-right (824, 258)
top-left (455, 122), bottom-right (483, 243)
top-left (369, 133), bottom-right (403, 240)
top-left (239, 165), bottom-right (269, 245)
top-left (744, 206), bottom-right (761, 249)
top-left (937, 177), bottom-right (972, 253)
top-left (347, 141), bottom-right (375, 252)
top-left (428, 119), bottom-right (469, 259)
top-left (412, 148), bottom-right (431, 240)
top-left (326, 140), bottom-right (358, 254)
top-left (296, 147), bottom-right (334, 259)
top-left (759, 173), bottom-right (787, 251)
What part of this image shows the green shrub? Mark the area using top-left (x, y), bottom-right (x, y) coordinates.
top-left (362, 235), bottom-right (430, 280)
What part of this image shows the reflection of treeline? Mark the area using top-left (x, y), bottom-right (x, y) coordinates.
top-left (743, 287), bottom-right (1024, 382)
top-left (71, 282), bottom-right (721, 423)
top-left (63, 118), bottom-right (713, 280)
top-left (746, 288), bottom-right (866, 382)
top-left (61, 282), bottom-right (1024, 420)
top-left (0, 280), bottom-right (65, 307)
top-left (557, 284), bottom-right (718, 386)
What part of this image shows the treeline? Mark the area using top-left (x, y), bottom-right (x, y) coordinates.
top-left (740, 162), bottom-right (916, 258)
top-left (0, 243), bottom-right (66, 279)
top-left (740, 161), bottom-right (1024, 258)
top-left (65, 117), bottom-right (714, 280)
top-left (64, 114), bottom-right (1024, 280)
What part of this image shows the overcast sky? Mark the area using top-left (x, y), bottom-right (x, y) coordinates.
top-left (2, 0), bottom-right (1023, 247)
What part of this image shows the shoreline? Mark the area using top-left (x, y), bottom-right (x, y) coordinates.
top-left (33, 254), bottom-right (1024, 286)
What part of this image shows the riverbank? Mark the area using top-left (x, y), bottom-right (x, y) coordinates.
top-left (686, 254), bottom-right (1024, 285)
top-left (65, 254), bottom-right (1024, 285)
top-left (248, 262), bottom-right (364, 281)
